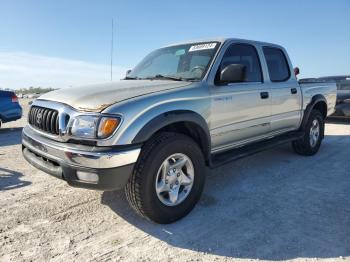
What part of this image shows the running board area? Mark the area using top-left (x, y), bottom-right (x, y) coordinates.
top-left (210, 131), bottom-right (304, 168)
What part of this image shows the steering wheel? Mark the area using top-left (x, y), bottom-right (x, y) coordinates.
top-left (190, 65), bottom-right (206, 74)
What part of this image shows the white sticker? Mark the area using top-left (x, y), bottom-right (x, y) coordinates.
top-left (189, 43), bottom-right (217, 52)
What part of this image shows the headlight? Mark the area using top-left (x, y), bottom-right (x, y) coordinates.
top-left (71, 115), bottom-right (99, 139)
top-left (70, 115), bottom-right (121, 139)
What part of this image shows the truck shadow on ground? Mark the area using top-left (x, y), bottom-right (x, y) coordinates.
top-left (0, 127), bottom-right (23, 147)
top-left (0, 167), bottom-right (31, 191)
top-left (102, 138), bottom-right (350, 260)
top-left (326, 117), bottom-right (350, 125)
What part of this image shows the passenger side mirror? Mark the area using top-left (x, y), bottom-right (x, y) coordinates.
top-left (219, 64), bottom-right (246, 84)
top-left (294, 67), bottom-right (300, 77)
top-left (126, 69), bottom-right (132, 76)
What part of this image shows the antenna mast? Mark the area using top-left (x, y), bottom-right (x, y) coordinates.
top-left (110, 19), bottom-right (114, 81)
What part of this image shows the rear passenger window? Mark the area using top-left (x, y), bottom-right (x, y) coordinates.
top-left (263, 47), bottom-right (290, 82)
top-left (219, 44), bottom-right (263, 83)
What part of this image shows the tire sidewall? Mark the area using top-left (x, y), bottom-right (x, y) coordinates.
top-left (140, 134), bottom-right (205, 223)
top-left (304, 110), bottom-right (324, 153)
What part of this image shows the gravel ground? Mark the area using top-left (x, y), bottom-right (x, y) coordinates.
top-left (0, 99), bottom-right (349, 262)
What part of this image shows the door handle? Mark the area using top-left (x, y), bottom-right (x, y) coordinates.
top-left (260, 92), bottom-right (269, 99)
top-left (291, 88), bottom-right (297, 94)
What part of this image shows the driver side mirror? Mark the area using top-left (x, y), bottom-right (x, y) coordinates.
top-left (219, 64), bottom-right (246, 84)
top-left (126, 69), bottom-right (132, 76)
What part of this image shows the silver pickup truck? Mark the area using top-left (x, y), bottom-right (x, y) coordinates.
top-left (22, 38), bottom-right (336, 223)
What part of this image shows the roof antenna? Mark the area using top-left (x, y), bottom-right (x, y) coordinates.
top-left (110, 18), bottom-right (114, 81)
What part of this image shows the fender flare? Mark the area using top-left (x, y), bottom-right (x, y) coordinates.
top-left (300, 94), bottom-right (327, 130)
top-left (132, 110), bottom-right (211, 160)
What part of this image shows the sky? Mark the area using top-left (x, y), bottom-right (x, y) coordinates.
top-left (0, 0), bottom-right (349, 89)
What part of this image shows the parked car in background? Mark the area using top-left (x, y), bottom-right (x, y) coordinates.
top-left (300, 75), bottom-right (350, 117)
top-left (22, 38), bottom-right (336, 223)
top-left (0, 90), bottom-right (22, 128)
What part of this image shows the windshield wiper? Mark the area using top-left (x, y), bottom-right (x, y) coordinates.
top-left (126, 74), bottom-right (199, 82)
top-left (145, 74), bottom-right (184, 81)
top-left (124, 76), bottom-right (140, 80)
top-left (181, 77), bottom-right (200, 82)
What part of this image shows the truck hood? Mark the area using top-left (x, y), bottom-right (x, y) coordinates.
top-left (39, 80), bottom-right (191, 112)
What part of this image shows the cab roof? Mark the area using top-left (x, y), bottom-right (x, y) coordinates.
top-left (163, 37), bottom-right (283, 49)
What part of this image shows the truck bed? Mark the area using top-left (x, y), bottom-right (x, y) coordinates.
top-left (299, 81), bottom-right (337, 117)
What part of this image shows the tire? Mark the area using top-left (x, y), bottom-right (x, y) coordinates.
top-left (125, 132), bottom-right (206, 224)
top-left (292, 110), bottom-right (324, 156)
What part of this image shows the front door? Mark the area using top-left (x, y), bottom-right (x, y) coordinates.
top-left (209, 43), bottom-right (271, 153)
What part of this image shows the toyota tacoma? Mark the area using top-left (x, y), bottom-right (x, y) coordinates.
top-left (22, 38), bottom-right (337, 223)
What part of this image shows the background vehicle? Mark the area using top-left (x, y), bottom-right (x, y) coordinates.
top-left (301, 75), bottom-right (350, 117)
top-left (22, 38), bottom-right (336, 223)
top-left (0, 90), bottom-right (22, 128)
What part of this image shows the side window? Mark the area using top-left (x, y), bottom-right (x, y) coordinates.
top-left (217, 43), bottom-right (263, 83)
top-left (263, 47), bottom-right (291, 82)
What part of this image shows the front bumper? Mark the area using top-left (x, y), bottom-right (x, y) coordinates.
top-left (22, 126), bottom-right (141, 190)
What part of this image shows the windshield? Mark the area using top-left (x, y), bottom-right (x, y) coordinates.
top-left (127, 42), bottom-right (220, 81)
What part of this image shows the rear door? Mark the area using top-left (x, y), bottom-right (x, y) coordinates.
top-left (262, 47), bottom-right (302, 134)
top-left (209, 42), bottom-right (271, 153)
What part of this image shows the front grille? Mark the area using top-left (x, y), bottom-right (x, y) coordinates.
top-left (28, 106), bottom-right (60, 135)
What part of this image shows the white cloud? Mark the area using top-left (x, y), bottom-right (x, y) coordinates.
top-left (0, 52), bottom-right (126, 90)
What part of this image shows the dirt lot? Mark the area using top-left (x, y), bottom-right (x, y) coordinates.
top-left (0, 99), bottom-right (349, 262)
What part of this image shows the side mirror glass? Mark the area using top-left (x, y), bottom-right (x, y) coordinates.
top-left (219, 64), bottom-right (245, 84)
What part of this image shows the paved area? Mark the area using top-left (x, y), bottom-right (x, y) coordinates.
top-left (0, 100), bottom-right (349, 261)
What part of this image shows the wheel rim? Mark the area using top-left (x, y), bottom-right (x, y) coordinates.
top-left (155, 153), bottom-right (195, 206)
top-left (309, 119), bottom-right (320, 147)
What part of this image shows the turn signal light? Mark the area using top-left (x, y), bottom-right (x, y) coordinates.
top-left (98, 117), bottom-right (120, 138)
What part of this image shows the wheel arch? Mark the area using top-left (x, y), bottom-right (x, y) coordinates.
top-left (300, 94), bottom-right (327, 130)
top-left (132, 110), bottom-right (211, 165)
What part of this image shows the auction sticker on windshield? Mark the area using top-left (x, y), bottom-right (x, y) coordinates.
top-left (189, 43), bottom-right (217, 52)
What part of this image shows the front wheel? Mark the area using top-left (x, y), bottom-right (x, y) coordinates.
top-left (292, 110), bottom-right (325, 156)
top-left (125, 132), bottom-right (206, 224)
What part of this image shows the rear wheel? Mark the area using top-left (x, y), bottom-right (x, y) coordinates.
top-left (125, 132), bottom-right (206, 224)
top-left (292, 110), bottom-right (324, 155)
